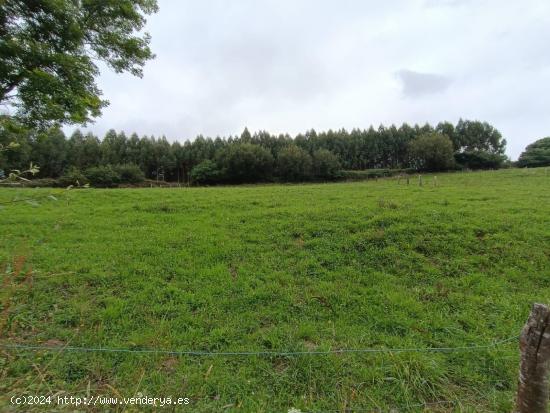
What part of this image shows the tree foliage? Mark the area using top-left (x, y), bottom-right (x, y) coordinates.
top-left (83, 165), bottom-right (120, 188)
top-left (115, 163), bottom-right (145, 184)
top-left (0, 120), bottom-right (510, 186)
top-left (453, 119), bottom-right (506, 154)
top-left (59, 166), bottom-right (89, 187)
top-left (409, 133), bottom-right (455, 171)
top-left (190, 160), bottom-right (221, 185)
top-left (216, 143), bottom-right (274, 183)
top-left (517, 137), bottom-right (550, 168)
top-left (313, 149), bottom-right (341, 180)
top-left (0, 0), bottom-right (158, 127)
top-left (454, 151), bottom-right (508, 170)
top-left (276, 145), bottom-right (312, 182)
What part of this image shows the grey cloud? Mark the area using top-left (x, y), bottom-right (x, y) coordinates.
top-left (396, 70), bottom-right (452, 98)
top-left (74, 0), bottom-right (550, 159)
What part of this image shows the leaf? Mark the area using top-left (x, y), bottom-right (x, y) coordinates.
top-left (28, 162), bottom-right (40, 175)
top-left (26, 200), bottom-right (40, 207)
top-left (48, 195), bottom-right (58, 201)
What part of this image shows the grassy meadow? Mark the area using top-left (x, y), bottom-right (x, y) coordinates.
top-left (1, 168), bottom-right (549, 412)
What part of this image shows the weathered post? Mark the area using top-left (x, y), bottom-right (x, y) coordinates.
top-left (418, 175), bottom-right (423, 187)
top-left (515, 303), bottom-right (550, 413)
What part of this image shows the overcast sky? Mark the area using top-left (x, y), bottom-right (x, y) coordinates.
top-left (75, 0), bottom-right (550, 159)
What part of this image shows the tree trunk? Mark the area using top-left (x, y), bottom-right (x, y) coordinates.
top-left (515, 303), bottom-right (550, 413)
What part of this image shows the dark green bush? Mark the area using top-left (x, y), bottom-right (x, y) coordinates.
top-left (190, 160), bottom-right (221, 185)
top-left (409, 133), bottom-right (455, 171)
top-left (59, 167), bottom-right (89, 187)
top-left (517, 137), bottom-right (550, 168)
top-left (114, 164), bottom-right (145, 184)
top-left (276, 145), bottom-right (313, 181)
top-left (84, 165), bottom-right (120, 187)
top-left (313, 149), bottom-right (341, 180)
top-left (215, 143), bottom-right (274, 183)
top-left (454, 151), bottom-right (507, 169)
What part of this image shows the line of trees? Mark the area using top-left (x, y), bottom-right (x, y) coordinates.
top-left (0, 119), bottom-right (509, 186)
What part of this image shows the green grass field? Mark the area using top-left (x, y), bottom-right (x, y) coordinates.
top-left (1, 169), bottom-right (549, 412)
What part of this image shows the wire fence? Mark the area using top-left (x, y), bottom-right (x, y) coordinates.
top-left (0, 335), bottom-right (520, 413)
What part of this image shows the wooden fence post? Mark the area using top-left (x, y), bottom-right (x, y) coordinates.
top-left (515, 303), bottom-right (550, 413)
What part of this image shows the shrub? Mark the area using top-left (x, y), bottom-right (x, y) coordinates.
top-left (84, 165), bottom-right (120, 187)
top-left (276, 145), bottom-right (313, 181)
top-left (59, 167), bottom-right (89, 187)
top-left (114, 164), bottom-right (145, 184)
top-left (409, 133), bottom-right (455, 171)
top-left (190, 160), bottom-right (221, 185)
top-left (216, 143), bottom-right (274, 183)
top-left (312, 149), bottom-right (341, 180)
top-left (454, 151), bottom-right (507, 169)
top-left (517, 137), bottom-right (550, 168)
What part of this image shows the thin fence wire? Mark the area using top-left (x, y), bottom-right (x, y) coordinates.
top-left (1, 336), bottom-right (517, 413)
top-left (0, 335), bottom-right (517, 357)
